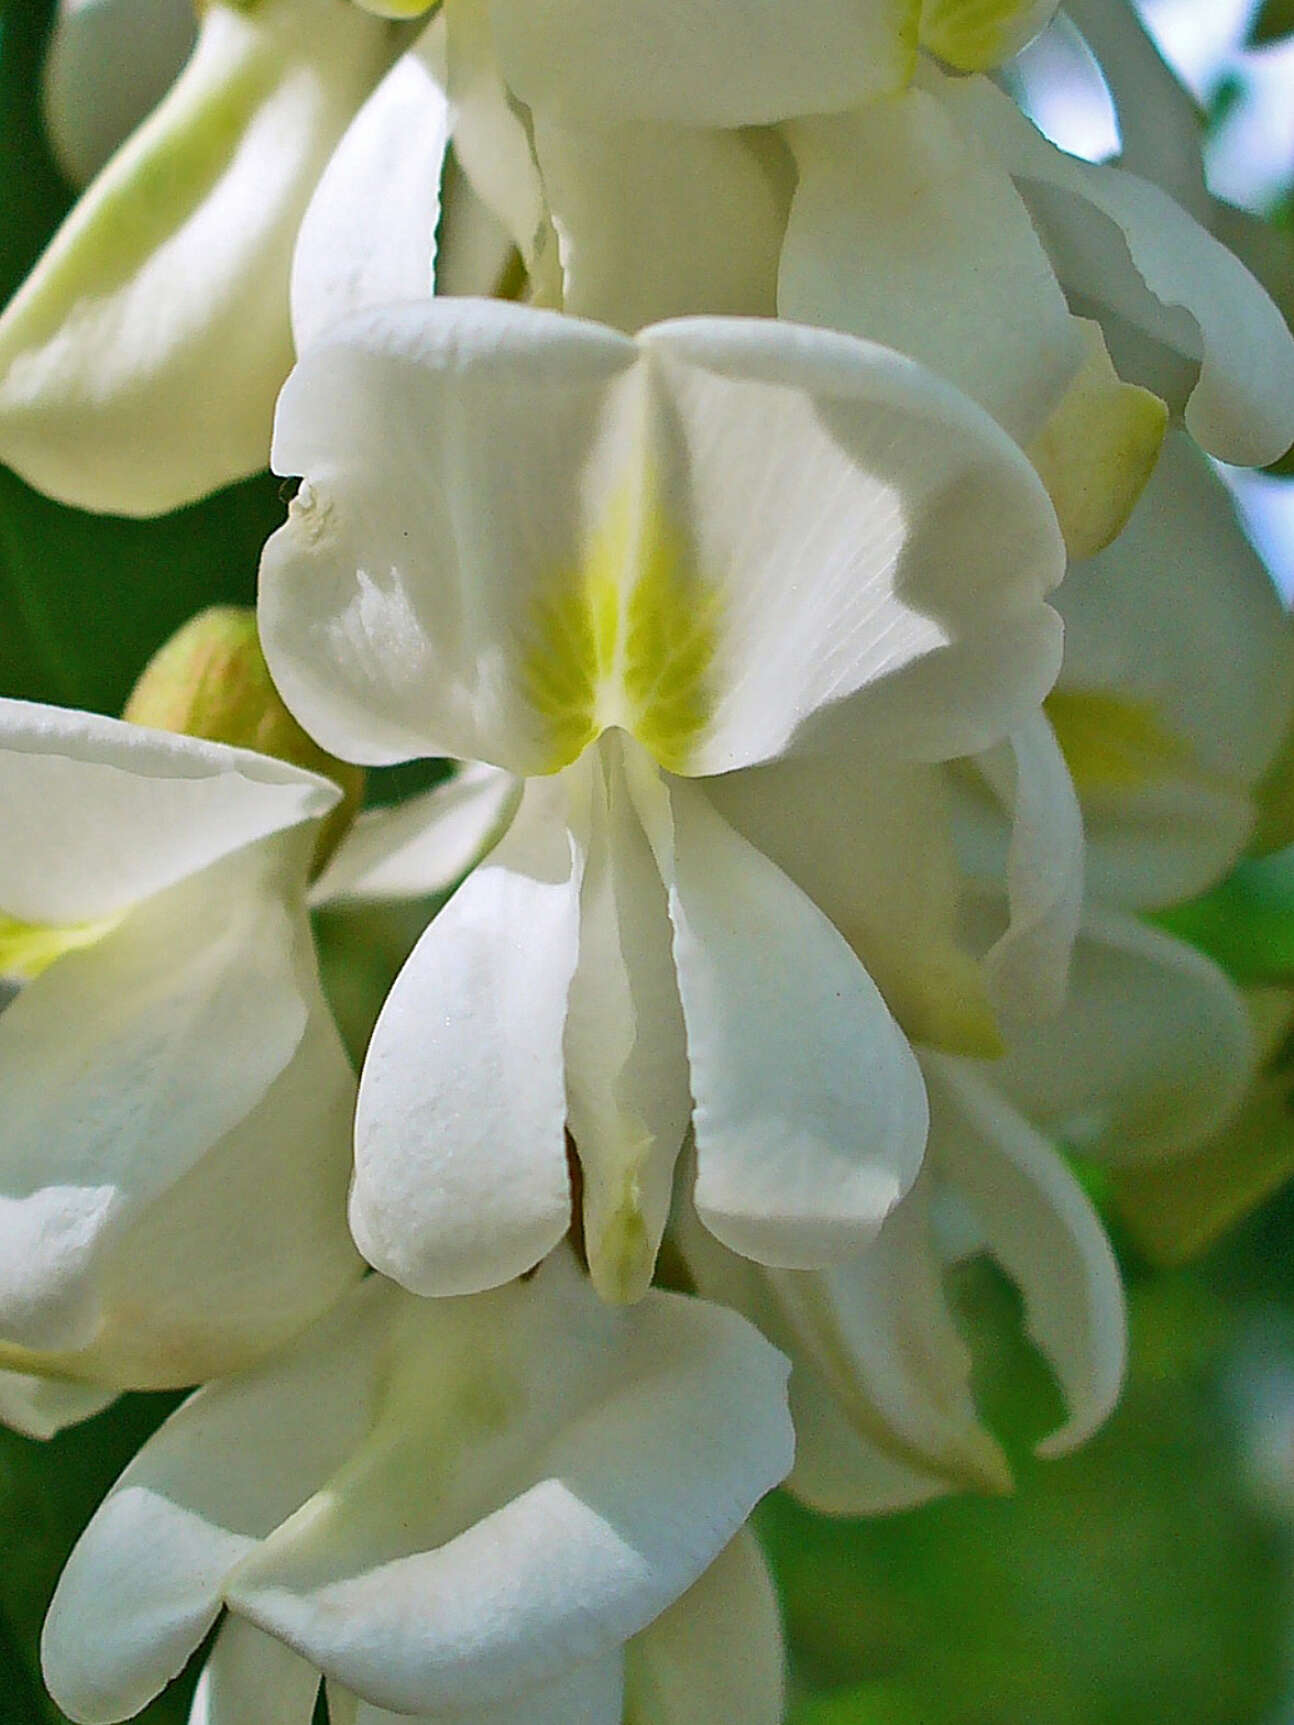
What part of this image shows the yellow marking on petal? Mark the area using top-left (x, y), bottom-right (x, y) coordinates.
top-left (0, 912), bottom-right (121, 984)
top-left (919, 0), bottom-right (1059, 70)
top-left (521, 477), bottom-right (718, 775)
top-left (1028, 320), bottom-right (1168, 561)
top-left (586, 1160), bottom-right (655, 1307)
top-left (1046, 689), bottom-right (1193, 795)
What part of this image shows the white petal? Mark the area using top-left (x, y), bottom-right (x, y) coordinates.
top-left (780, 92), bottom-right (1082, 443)
top-left (43, 1281), bottom-right (393, 1725)
top-left (923, 1054), bottom-right (1125, 1455)
top-left (261, 301), bottom-right (1063, 778)
top-left (444, 0), bottom-right (559, 288)
top-left (260, 299), bottom-right (637, 774)
top-left (0, 0), bottom-right (398, 515)
top-left (534, 118), bottom-right (786, 329)
top-left (706, 748), bottom-right (1000, 1058)
top-left (189, 1618), bottom-right (320, 1725)
top-left (785, 1370), bottom-right (956, 1514)
top-left (350, 778), bottom-right (576, 1295)
top-left (38, 1001), bottom-right (362, 1388)
top-left (0, 699), bottom-right (335, 924)
top-left (1053, 429), bottom-right (1293, 907)
top-left (637, 316), bottom-right (1067, 773)
top-left (931, 69), bottom-right (1294, 464)
top-left (565, 741), bottom-right (691, 1303)
top-left (345, 1660), bottom-right (624, 1725)
top-left (489, 0), bottom-right (920, 127)
top-left (973, 712), bottom-right (1084, 1026)
top-left (311, 765), bottom-right (521, 906)
top-left (0, 833), bottom-right (316, 1353)
top-left (224, 1260), bottom-right (793, 1715)
top-left (0, 1370), bottom-right (115, 1440)
top-left (1063, 0), bottom-right (1211, 222)
top-left (980, 899), bottom-right (1254, 1161)
top-left (41, 0), bottom-right (197, 187)
top-left (675, 1173), bottom-right (1007, 1497)
top-left (631, 764), bottom-right (928, 1268)
top-left (291, 24), bottom-right (450, 353)
top-left (624, 1531), bottom-right (784, 1725)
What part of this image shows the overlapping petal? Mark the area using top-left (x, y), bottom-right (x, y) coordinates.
top-left (291, 21), bottom-right (450, 354)
top-left (0, 0), bottom-right (399, 514)
top-left (261, 298), bottom-right (1064, 781)
top-left (0, 831), bottom-right (319, 1353)
top-left (978, 900), bottom-right (1254, 1162)
top-left (46, 1257), bottom-right (793, 1723)
top-left (350, 776), bottom-right (578, 1296)
top-left (632, 766), bottom-right (928, 1267)
top-left (923, 1053), bottom-right (1126, 1456)
top-left (0, 700), bottom-right (336, 925)
top-left (929, 67), bottom-right (1294, 464)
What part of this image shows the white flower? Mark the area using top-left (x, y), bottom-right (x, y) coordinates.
top-left (0, 0), bottom-right (402, 516)
top-left (257, 294), bottom-right (1067, 1304)
top-left (42, 1249), bottom-right (793, 1725)
top-left (183, 1528), bottom-right (783, 1725)
top-left (0, 698), bottom-right (360, 1390)
top-left (41, 0), bottom-right (197, 187)
top-left (1047, 429), bottom-right (1294, 908)
top-left (670, 426), bottom-right (1287, 1514)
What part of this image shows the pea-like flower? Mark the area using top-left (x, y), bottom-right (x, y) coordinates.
top-left (258, 295), bottom-right (1069, 1303)
top-left (0, 694), bottom-right (361, 1390)
top-left (42, 1250), bottom-right (793, 1725)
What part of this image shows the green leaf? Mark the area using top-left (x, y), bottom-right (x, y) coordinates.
top-left (0, 0), bottom-right (71, 306)
top-left (0, 464), bottom-right (288, 712)
top-left (1250, 0), bottom-right (1294, 44)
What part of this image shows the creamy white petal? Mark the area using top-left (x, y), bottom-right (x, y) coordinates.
top-left (42, 0), bottom-right (197, 186)
top-left (0, 0), bottom-right (398, 515)
top-left (489, 0), bottom-right (920, 127)
top-left (1064, 0), bottom-right (1211, 222)
top-left (260, 299), bottom-right (637, 773)
top-left (705, 749), bottom-right (1000, 1057)
top-left (785, 1368), bottom-right (956, 1514)
top-left (534, 118), bottom-right (786, 329)
top-left (189, 1618), bottom-right (320, 1725)
top-left (637, 316), bottom-right (1066, 773)
top-left (923, 1054), bottom-right (1125, 1455)
top-left (930, 69), bottom-right (1294, 464)
top-left (0, 1370), bottom-right (115, 1440)
top-left (444, 0), bottom-right (559, 289)
top-left (565, 741), bottom-right (691, 1303)
top-left (291, 23), bottom-right (450, 353)
top-left (974, 713), bottom-right (1084, 1026)
top-left (631, 765), bottom-right (928, 1268)
top-left (225, 1261), bottom-right (793, 1716)
top-left (311, 765), bottom-right (521, 906)
top-left (21, 1000), bottom-right (362, 1388)
top-left (1053, 430), bottom-right (1292, 907)
top-left (977, 898), bottom-right (1254, 1161)
top-left (344, 1660), bottom-right (624, 1725)
top-left (623, 1531), bottom-right (783, 1725)
top-left (262, 301), bottom-right (1063, 777)
top-left (0, 832), bottom-right (317, 1353)
top-left (0, 700), bottom-right (335, 924)
top-left (43, 1282), bottom-right (393, 1725)
top-left (350, 777), bottom-right (577, 1295)
top-left (673, 1186), bottom-right (994, 1511)
top-left (781, 92), bottom-right (1082, 443)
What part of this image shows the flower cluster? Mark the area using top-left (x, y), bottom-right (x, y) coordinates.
top-left (1, 0), bottom-right (1292, 1719)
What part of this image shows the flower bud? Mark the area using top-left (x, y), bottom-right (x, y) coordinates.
top-left (123, 606), bottom-right (365, 867)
